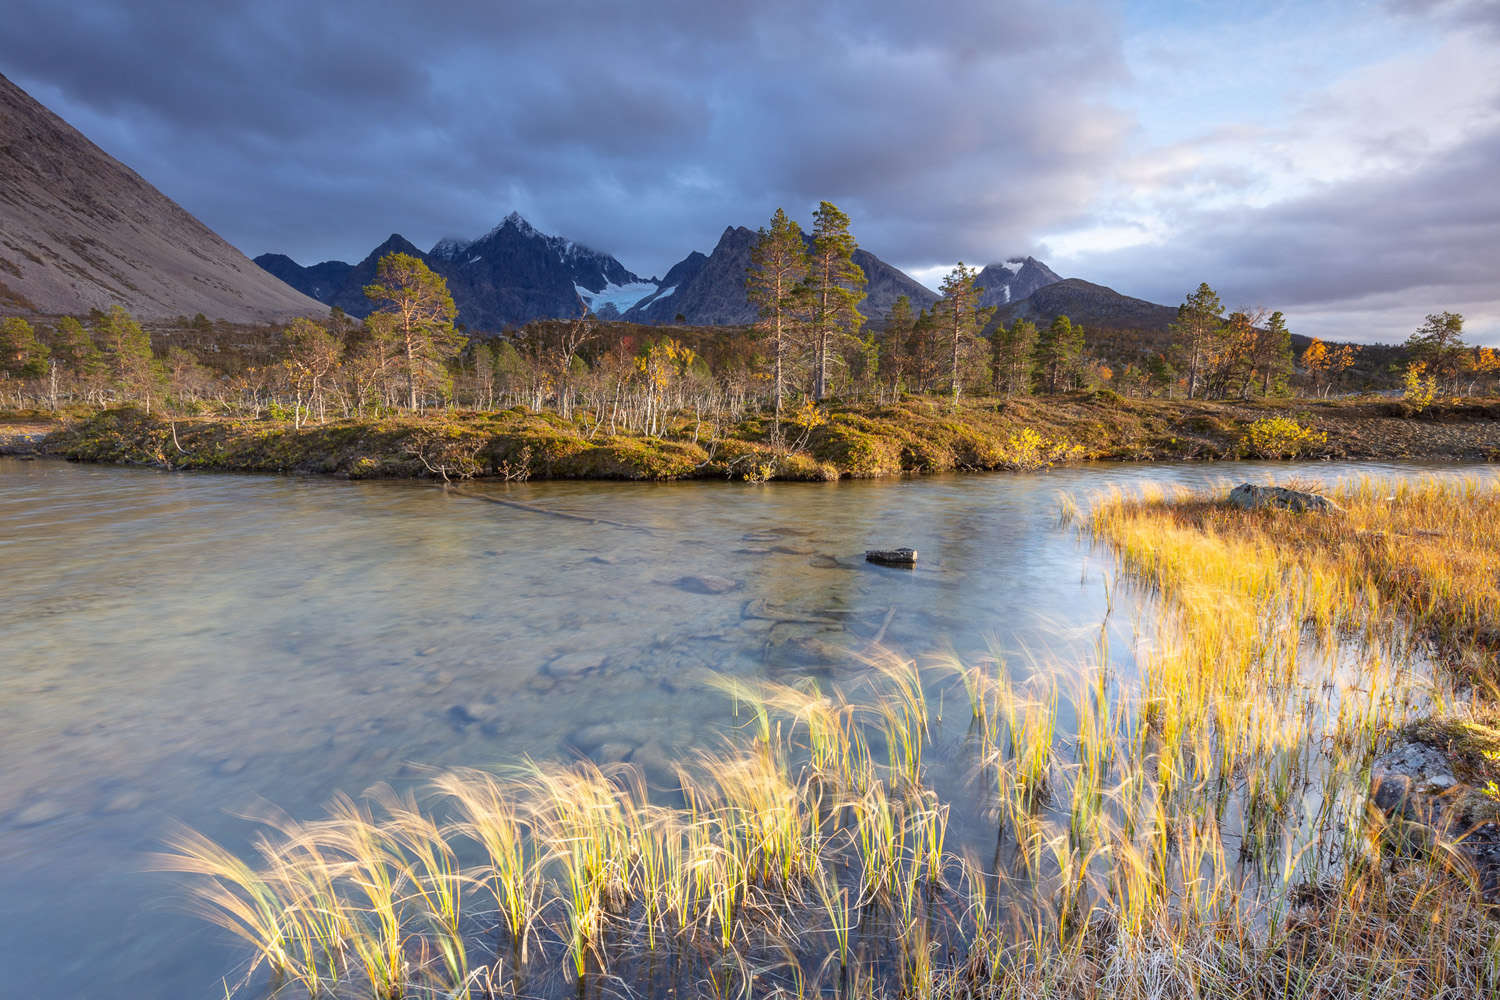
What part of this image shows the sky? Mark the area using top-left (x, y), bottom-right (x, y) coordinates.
top-left (2, 0), bottom-right (1495, 343)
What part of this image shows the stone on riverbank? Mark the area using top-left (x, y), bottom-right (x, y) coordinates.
top-left (1370, 720), bottom-right (1500, 893)
top-left (1227, 483), bottom-right (1344, 514)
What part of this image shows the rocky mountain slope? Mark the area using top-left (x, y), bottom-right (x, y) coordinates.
top-left (625, 225), bottom-right (941, 326)
top-left (0, 72), bottom-right (323, 322)
top-left (258, 213), bottom-right (656, 329)
top-left (975, 257), bottom-right (1062, 307)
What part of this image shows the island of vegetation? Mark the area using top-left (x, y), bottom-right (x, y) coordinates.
top-left (2, 204), bottom-right (1497, 480)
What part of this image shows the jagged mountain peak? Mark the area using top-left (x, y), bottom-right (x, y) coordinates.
top-left (428, 235), bottom-right (470, 260)
top-left (623, 223), bottom-right (938, 326)
top-left (976, 256), bottom-right (1062, 308)
top-left (498, 210), bottom-right (538, 238)
top-left (264, 214), bottom-right (652, 328)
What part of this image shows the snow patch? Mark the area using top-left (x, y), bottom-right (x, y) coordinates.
top-left (576, 281), bottom-right (660, 315)
top-left (469, 255), bottom-right (482, 264)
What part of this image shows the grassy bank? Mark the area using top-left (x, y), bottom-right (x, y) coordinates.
top-left (160, 476), bottom-right (1500, 999)
top-left (20, 394), bottom-right (1500, 481)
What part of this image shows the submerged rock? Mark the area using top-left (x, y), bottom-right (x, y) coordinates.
top-left (674, 574), bottom-right (740, 594)
top-left (547, 651), bottom-right (609, 677)
top-left (447, 703), bottom-right (495, 726)
top-left (865, 547), bottom-right (918, 566)
top-left (1226, 483), bottom-right (1343, 514)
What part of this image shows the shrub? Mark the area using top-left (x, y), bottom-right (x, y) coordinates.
top-left (994, 427), bottom-right (1071, 471)
top-left (1403, 363), bottom-right (1438, 412)
top-left (1239, 416), bottom-right (1328, 458)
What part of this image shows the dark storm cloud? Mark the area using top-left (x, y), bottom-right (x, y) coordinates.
top-left (0, 0), bottom-right (1128, 274)
top-left (1071, 120), bottom-right (1500, 342)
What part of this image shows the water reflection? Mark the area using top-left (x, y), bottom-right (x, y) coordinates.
top-left (0, 456), bottom-right (1487, 999)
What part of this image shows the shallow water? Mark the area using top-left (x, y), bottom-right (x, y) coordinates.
top-left (0, 456), bottom-right (1490, 1000)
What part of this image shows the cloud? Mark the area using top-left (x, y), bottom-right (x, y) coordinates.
top-left (0, 0), bottom-right (1130, 275)
top-left (1051, 23), bottom-right (1500, 344)
top-left (2, 0), bottom-right (1494, 343)
top-left (1387, 0), bottom-right (1500, 35)
top-left (1063, 116), bottom-right (1500, 343)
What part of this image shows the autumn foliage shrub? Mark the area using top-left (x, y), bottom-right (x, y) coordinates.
top-left (1239, 416), bottom-right (1327, 458)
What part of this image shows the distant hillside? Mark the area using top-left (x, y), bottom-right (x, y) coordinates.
top-left (988, 278), bottom-right (1180, 333)
top-left (255, 213), bottom-right (657, 330)
top-left (625, 225), bottom-right (940, 326)
top-left (0, 72), bottom-right (323, 322)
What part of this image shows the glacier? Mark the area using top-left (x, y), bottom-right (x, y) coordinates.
top-left (574, 280), bottom-right (661, 316)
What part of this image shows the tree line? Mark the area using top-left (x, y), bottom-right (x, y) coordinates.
top-left (1, 209), bottom-right (1492, 421)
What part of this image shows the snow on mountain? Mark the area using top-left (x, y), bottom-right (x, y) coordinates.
top-left (426, 214), bottom-right (648, 301)
top-left (428, 236), bottom-right (470, 261)
top-left (976, 257), bottom-right (1062, 310)
top-left (574, 280), bottom-right (661, 317)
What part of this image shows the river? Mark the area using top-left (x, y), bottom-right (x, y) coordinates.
top-left (0, 456), bottom-right (1489, 999)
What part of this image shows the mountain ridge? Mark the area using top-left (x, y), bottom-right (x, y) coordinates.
top-left (256, 214), bottom-right (654, 329)
top-left (0, 71), bottom-right (324, 322)
top-left (623, 225), bottom-right (944, 327)
top-left (988, 277), bottom-right (1181, 333)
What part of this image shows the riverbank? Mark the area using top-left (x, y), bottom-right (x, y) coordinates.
top-left (6, 394), bottom-right (1500, 480)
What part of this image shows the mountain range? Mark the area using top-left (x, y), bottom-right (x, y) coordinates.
top-left (0, 71), bottom-right (322, 322)
top-left (256, 219), bottom-right (1127, 334)
top-left (254, 213), bottom-right (658, 330)
top-left (0, 70), bottom-right (1185, 337)
top-left (255, 217), bottom-right (952, 331)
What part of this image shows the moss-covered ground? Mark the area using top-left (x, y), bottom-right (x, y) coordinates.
top-left (24, 394), bottom-right (1500, 481)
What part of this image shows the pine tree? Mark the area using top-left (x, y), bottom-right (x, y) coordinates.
top-left (1171, 283), bottom-right (1224, 399)
top-left (1214, 311), bottom-right (1259, 398)
top-left (96, 306), bottom-right (161, 412)
top-left (364, 252), bottom-right (460, 410)
top-left (1034, 315), bottom-right (1083, 393)
top-left (990, 319), bottom-right (1037, 396)
top-left (746, 208), bottom-right (808, 424)
top-left (803, 202), bottom-right (866, 402)
top-left (51, 316), bottom-right (105, 379)
top-left (0, 317), bottom-right (49, 379)
top-left (880, 295), bottom-right (915, 395)
top-left (1252, 311), bottom-right (1293, 396)
top-left (932, 263), bottom-right (995, 398)
top-left (1405, 311), bottom-right (1466, 394)
top-left (1147, 353), bottom-right (1178, 398)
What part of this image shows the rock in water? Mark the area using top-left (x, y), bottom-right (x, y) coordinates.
top-left (675, 575), bottom-right (740, 594)
top-left (1226, 483), bottom-right (1343, 514)
top-left (865, 548), bottom-right (918, 566)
